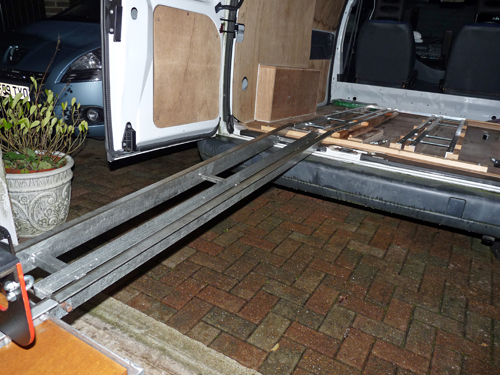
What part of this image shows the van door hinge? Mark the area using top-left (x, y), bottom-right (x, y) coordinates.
top-left (122, 123), bottom-right (137, 152)
top-left (106, 0), bottom-right (123, 42)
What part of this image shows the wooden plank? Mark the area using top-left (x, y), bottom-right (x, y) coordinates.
top-left (308, 59), bottom-right (331, 104)
top-left (255, 65), bottom-right (320, 122)
top-left (153, 6), bottom-right (220, 128)
top-left (349, 129), bottom-right (384, 143)
top-left (260, 125), bottom-right (488, 173)
top-left (233, 0), bottom-right (316, 122)
top-left (1, 320), bottom-right (127, 375)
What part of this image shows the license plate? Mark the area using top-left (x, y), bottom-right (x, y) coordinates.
top-left (0, 82), bottom-right (30, 101)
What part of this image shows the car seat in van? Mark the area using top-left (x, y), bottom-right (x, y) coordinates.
top-left (443, 23), bottom-right (500, 100)
top-left (355, 20), bottom-right (416, 88)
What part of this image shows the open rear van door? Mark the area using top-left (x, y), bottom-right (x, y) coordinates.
top-left (101, 0), bottom-right (224, 161)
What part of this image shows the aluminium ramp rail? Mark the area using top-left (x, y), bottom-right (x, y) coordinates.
top-left (13, 124), bottom-right (336, 321)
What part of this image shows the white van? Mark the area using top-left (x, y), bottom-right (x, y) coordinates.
top-left (101, 0), bottom-right (500, 255)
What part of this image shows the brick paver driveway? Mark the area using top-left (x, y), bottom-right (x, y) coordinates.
top-left (69, 139), bottom-right (500, 375)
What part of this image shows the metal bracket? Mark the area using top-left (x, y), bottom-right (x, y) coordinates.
top-left (122, 123), bottom-right (137, 152)
top-left (215, 0), bottom-right (245, 13)
top-left (235, 23), bottom-right (245, 42)
top-left (107, 0), bottom-right (123, 42)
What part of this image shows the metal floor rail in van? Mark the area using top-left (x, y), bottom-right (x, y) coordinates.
top-left (11, 124), bottom-right (335, 322)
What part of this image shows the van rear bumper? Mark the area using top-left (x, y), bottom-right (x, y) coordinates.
top-left (198, 135), bottom-right (500, 239)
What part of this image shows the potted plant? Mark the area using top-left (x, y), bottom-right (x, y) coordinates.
top-left (0, 77), bottom-right (88, 238)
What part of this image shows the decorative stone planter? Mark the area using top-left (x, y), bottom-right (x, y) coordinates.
top-left (5, 155), bottom-right (73, 238)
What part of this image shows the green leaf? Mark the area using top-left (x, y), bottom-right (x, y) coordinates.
top-left (71, 97), bottom-right (76, 107)
top-left (30, 77), bottom-right (38, 91)
top-left (25, 148), bottom-right (36, 159)
top-left (4, 152), bottom-right (26, 160)
top-left (11, 93), bottom-right (22, 108)
top-left (38, 161), bottom-right (52, 170)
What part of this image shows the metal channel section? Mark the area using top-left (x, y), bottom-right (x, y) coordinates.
top-left (16, 125), bottom-right (335, 319)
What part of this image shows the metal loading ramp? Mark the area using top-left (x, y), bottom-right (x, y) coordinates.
top-left (8, 123), bottom-right (335, 327)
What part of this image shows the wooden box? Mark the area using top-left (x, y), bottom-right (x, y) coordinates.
top-left (255, 65), bottom-right (320, 122)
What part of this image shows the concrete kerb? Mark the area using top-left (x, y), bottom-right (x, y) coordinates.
top-left (68, 294), bottom-right (261, 375)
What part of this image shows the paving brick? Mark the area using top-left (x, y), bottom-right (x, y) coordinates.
top-left (310, 258), bottom-right (351, 280)
top-left (236, 222), bottom-right (269, 238)
top-left (353, 315), bottom-right (406, 347)
top-left (462, 357), bottom-right (498, 375)
top-left (319, 305), bottom-right (356, 340)
top-left (200, 230), bottom-right (219, 242)
top-left (248, 313), bottom-right (291, 351)
top-left (210, 228), bottom-right (244, 248)
top-left (465, 311), bottom-right (492, 345)
top-left (130, 275), bottom-right (173, 300)
top-left (282, 258), bottom-right (310, 278)
top-left (224, 254), bottom-right (260, 280)
top-left (161, 260), bottom-right (200, 286)
top-left (265, 226), bottom-right (293, 245)
top-left (263, 279), bottom-right (310, 305)
top-left (392, 287), bottom-right (439, 313)
top-left (112, 285), bottom-right (141, 304)
top-left (189, 238), bottom-right (225, 256)
top-left (289, 231), bottom-right (326, 249)
top-left (342, 295), bottom-right (385, 321)
top-left (350, 262), bottom-right (378, 289)
top-left (259, 337), bottom-right (305, 375)
top-left (211, 217), bottom-right (238, 234)
top-left (210, 333), bottom-right (267, 370)
top-left (257, 216), bottom-right (284, 233)
top-left (369, 227), bottom-right (395, 251)
top-left (348, 240), bottom-right (386, 258)
top-left (162, 278), bottom-right (206, 310)
top-left (192, 267), bottom-right (238, 291)
top-left (247, 247), bottom-right (286, 267)
top-left (448, 252), bottom-right (471, 274)
top-left (435, 329), bottom-right (490, 363)
top-left (197, 285), bottom-right (246, 314)
top-left (255, 262), bottom-right (297, 285)
top-left (405, 321), bottom-right (435, 359)
top-left (146, 264), bottom-right (171, 281)
top-left (127, 293), bottom-right (177, 323)
top-left (377, 272), bottom-right (420, 293)
top-left (167, 298), bottom-right (213, 334)
top-left (292, 368), bottom-right (314, 375)
top-left (363, 354), bottom-right (398, 375)
top-left (384, 244), bottom-right (408, 265)
top-left (203, 307), bottom-right (256, 340)
top-left (273, 238), bottom-right (302, 258)
top-left (384, 299), bottom-right (413, 331)
top-left (189, 252), bottom-right (231, 273)
top-left (322, 275), bottom-right (368, 299)
top-left (312, 219), bottom-right (338, 241)
top-left (305, 284), bottom-right (339, 316)
top-left (285, 322), bottom-right (340, 358)
top-left (240, 235), bottom-right (277, 252)
top-left (186, 321), bottom-right (221, 346)
top-left (297, 349), bottom-right (358, 375)
top-left (430, 345), bottom-right (462, 375)
top-left (440, 285), bottom-right (467, 322)
top-left (413, 307), bottom-right (464, 337)
top-left (281, 221), bottom-right (315, 236)
top-left (337, 328), bottom-right (374, 369)
top-left (293, 268), bottom-right (326, 295)
top-left (400, 258), bottom-right (426, 281)
top-left (231, 272), bottom-right (268, 300)
top-left (366, 279), bottom-right (394, 307)
top-left (335, 248), bottom-right (362, 270)
top-left (362, 254), bottom-right (404, 274)
top-left (452, 245), bottom-right (490, 261)
top-left (273, 300), bottom-right (325, 330)
top-left (372, 340), bottom-right (429, 375)
top-left (239, 291), bottom-right (279, 324)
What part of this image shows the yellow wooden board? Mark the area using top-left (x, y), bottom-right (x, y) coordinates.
top-left (255, 66), bottom-right (320, 122)
top-left (232, 0), bottom-right (316, 123)
top-left (153, 6), bottom-right (220, 128)
top-left (0, 320), bottom-right (127, 375)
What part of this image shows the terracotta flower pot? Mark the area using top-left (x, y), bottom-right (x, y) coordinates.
top-left (5, 155), bottom-right (74, 238)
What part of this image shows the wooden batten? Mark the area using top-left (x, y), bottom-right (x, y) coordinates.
top-left (255, 65), bottom-right (320, 122)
